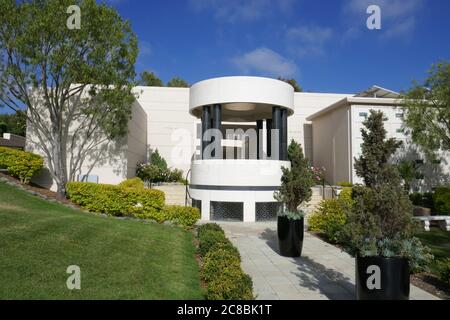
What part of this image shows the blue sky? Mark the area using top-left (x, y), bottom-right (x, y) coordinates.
top-left (107, 1), bottom-right (447, 93)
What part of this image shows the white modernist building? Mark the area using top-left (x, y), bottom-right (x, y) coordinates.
top-left (26, 77), bottom-right (450, 222)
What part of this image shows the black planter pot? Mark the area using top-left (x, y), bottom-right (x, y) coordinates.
top-left (277, 216), bottom-right (304, 257)
top-left (356, 256), bottom-right (410, 300)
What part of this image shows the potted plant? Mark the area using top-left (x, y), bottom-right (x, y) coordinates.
top-left (274, 140), bottom-right (315, 257)
top-left (342, 111), bottom-right (433, 300)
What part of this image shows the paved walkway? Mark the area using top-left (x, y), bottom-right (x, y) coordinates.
top-left (217, 221), bottom-right (439, 300)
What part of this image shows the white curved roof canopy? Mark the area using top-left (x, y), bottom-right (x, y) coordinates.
top-left (189, 76), bottom-right (294, 122)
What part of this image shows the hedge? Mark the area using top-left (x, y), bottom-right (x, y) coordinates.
top-left (198, 229), bottom-right (232, 257)
top-left (66, 182), bottom-right (201, 227)
top-left (118, 177), bottom-right (145, 189)
top-left (0, 147), bottom-right (43, 184)
top-left (197, 223), bottom-right (224, 238)
top-left (163, 205), bottom-right (200, 229)
top-left (66, 182), bottom-right (165, 219)
top-left (433, 187), bottom-right (450, 215)
top-left (197, 223), bottom-right (254, 300)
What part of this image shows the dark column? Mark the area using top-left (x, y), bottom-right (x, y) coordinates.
top-left (281, 108), bottom-right (288, 161)
top-left (272, 106), bottom-right (281, 160)
top-left (256, 120), bottom-right (263, 160)
top-left (266, 119), bottom-right (272, 158)
top-left (212, 104), bottom-right (222, 159)
top-left (201, 105), bottom-right (211, 159)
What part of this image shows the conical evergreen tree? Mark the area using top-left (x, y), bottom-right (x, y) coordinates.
top-left (275, 140), bottom-right (315, 214)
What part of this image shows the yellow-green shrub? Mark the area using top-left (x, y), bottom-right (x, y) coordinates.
top-left (0, 147), bottom-right (43, 184)
top-left (163, 205), bottom-right (200, 228)
top-left (66, 182), bottom-right (165, 220)
top-left (198, 225), bottom-right (254, 300)
top-left (119, 177), bottom-right (145, 189)
top-left (202, 248), bottom-right (253, 300)
top-left (308, 187), bottom-right (353, 243)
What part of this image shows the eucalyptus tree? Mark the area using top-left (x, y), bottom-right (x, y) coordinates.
top-left (0, 0), bottom-right (138, 196)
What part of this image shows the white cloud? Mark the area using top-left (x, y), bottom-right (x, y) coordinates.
top-left (381, 16), bottom-right (415, 39)
top-left (232, 47), bottom-right (298, 77)
top-left (343, 0), bottom-right (423, 39)
top-left (190, 0), bottom-right (296, 23)
top-left (286, 25), bottom-right (333, 57)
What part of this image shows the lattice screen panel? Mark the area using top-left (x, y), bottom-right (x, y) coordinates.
top-left (210, 201), bottom-right (243, 221)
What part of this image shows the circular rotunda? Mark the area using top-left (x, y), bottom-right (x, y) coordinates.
top-left (188, 76), bottom-right (294, 222)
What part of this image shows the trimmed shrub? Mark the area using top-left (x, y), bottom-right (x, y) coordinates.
top-left (66, 182), bottom-right (165, 220)
top-left (308, 187), bottom-right (353, 243)
top-left (163, 205), bottom-right (200, 228)
top-left (119, 177), bottom-right (145, 189)
top-left (438, 258), bottom-right (450, 285)
top-left (198, 229), bottom-right (231, 257)
top-left (0, 147), bottom-right (43, 184)
top-left (202, 248), bottom-right (241, 283)
top-left (203, 250), bottom-right (254, 300)
top-left (210, 241), bottom-right (241, 261)
top-left (197, 223), bottom-right (224, 238)
top-left (198, 223), bottom-right (254, 300)
top-left (433, 187), bottom-right (450, 215)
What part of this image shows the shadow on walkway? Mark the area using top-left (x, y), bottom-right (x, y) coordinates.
top-left (259, 228), bottom-right (355, 300)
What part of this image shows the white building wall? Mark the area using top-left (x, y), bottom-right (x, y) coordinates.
top-left (135, 86), bottom-right (196, 175)
top-left (350, 104), bottom-right (450, 190)
top-left (291, 93), bottom-right (351, 161)
top-left (126, 102), bottom-right (148, 178)
top-left (310, 105), bottom-right (352, 185)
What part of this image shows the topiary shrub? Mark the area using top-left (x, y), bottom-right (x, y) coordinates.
top-left (119, 177), bottom-right (145, 189)
top-left (0, 147), bottom-right (43, 184)
top-left (342, 110), bottom-right (433, 273)
top-left (66, 182), bottom-right (165, 221)
top-left (274, 139), bottom-right (315, 220)
top-left (162, 205), bottom-right (200, 228)
top-left (433, 187), bottom-right (450, 215)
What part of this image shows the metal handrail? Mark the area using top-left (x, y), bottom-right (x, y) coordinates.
top-left (321, 178), bottom-right (339, 199)
top-left (185, 169), bottom-right (192, 207)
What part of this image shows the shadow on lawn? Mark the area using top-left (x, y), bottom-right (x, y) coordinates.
top-left (259, 228), bottom-right (355, 300)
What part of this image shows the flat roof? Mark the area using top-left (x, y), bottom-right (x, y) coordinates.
top-left (355, 85), bottom-right (400, 99)
top-left (306, 96), bottom-right (403, 121)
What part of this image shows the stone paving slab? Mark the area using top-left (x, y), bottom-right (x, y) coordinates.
top-left (217, 221), bottom-right (439, 300)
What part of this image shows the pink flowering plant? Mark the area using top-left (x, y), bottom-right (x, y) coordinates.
top-left (311, 166), bottom-right (326, 183)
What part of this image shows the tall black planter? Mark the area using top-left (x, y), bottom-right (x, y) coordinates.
top-left (356, 256), bottom-right (410, 300)
top-left (277, 216), bottom-right (304, 257)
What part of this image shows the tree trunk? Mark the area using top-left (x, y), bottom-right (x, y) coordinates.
top-left (51, 130), bottom-right (68, 198)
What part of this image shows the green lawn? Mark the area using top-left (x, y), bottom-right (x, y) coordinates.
top-left (416, 227), bottom-right (450, 275)
top-left (0, 182), bottom-right (203, 299)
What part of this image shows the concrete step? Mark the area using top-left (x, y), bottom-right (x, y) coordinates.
top-left (152, 184), bottom-right (188, 206)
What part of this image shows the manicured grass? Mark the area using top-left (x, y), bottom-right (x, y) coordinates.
top-left (0, 182), bottom-right (203, 299)
top-left (416, 227), bottom-right (450, 275)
